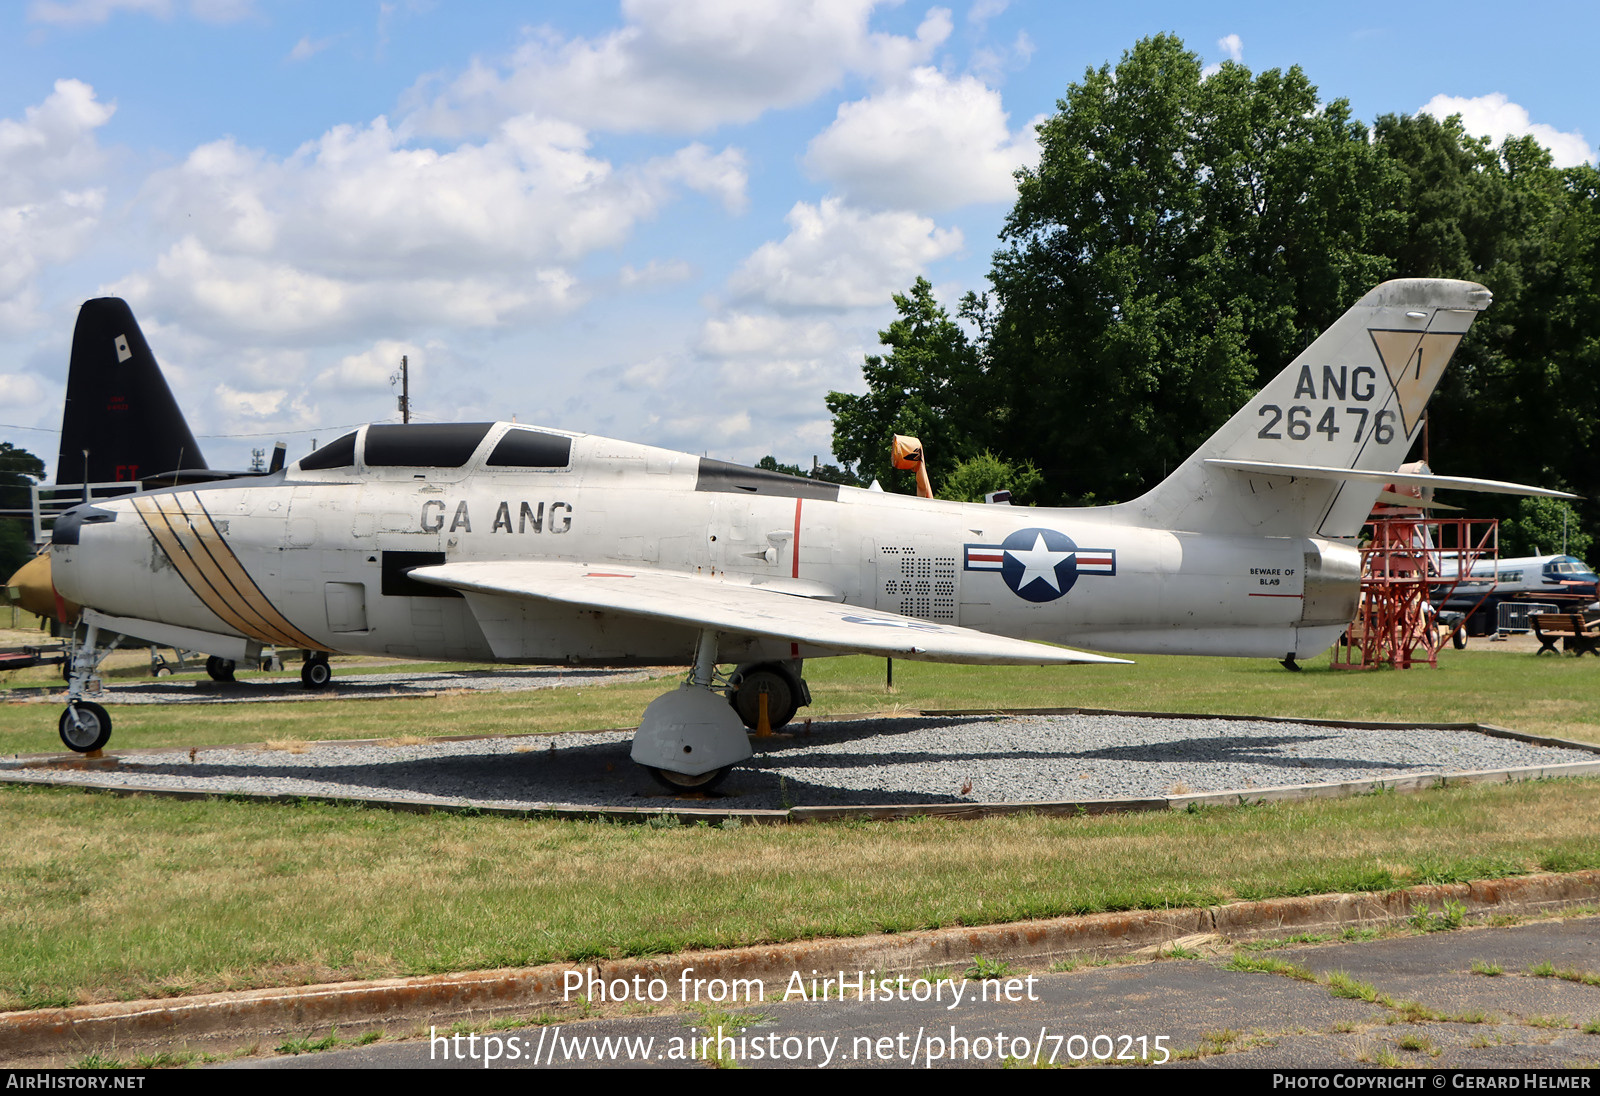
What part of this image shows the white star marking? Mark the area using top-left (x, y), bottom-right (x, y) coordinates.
top-left (1006, 533), bottom-right (1075, 593)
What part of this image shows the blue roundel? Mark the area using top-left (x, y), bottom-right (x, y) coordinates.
top-left (999, 527), bottom-right (1080, 603)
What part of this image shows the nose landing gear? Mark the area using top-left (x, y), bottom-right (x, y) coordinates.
top-left (58, 616), bottom-right (121, 753)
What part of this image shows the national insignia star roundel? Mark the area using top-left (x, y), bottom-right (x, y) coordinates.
top-left (962, 527), bottom-right (1118, 604)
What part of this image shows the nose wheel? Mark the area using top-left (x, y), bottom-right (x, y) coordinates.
top-left (58, 614), bottom-right (121, 753)
top-left (59, 701), bottom-right (112, 753)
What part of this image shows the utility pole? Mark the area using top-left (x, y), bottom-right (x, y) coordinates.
top-left (394, 354), bottom-right (411, 424)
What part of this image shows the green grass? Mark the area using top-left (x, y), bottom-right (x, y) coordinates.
top-left (2, 650), bottom-right (1599, 1012)
top-left (0, 773), bottom-right (1595, 1011)
top-left (5, 648), bottom-right (1600, 754)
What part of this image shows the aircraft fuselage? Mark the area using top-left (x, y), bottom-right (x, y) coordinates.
top-left (52, 424), bottom-right (1360, 668)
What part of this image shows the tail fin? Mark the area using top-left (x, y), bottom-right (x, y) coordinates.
top-left (1127, 279), bottom-right (1491, 539)
top-left (56, 298), bottom-right (208, 486)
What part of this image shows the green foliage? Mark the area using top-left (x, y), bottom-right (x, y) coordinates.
top-left (0, 442), bottom-right (45, 579)
top-left (936, 451), bottom-right (1045, 504)
top-left (824, 33), bottom-right (1600, 552)
top-left (1407, 899), bottom-right (1468, 933)
top-left (983, 35), bottom-right (1396, 503)
top-left (754, 455), bottom-right (861, 487)
top-left (1501, 497), bottom-right (1592, 559)
top-left (827, 277), bottom-right (985, 491)
top-left (965, 956), bottom-right (1013, 980)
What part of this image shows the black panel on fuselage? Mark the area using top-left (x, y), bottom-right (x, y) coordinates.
top-left (694, 458), bottom-right (841, 501)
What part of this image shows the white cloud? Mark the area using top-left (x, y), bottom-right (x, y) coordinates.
top-left (805, 66), bottom-right (1041, 210)
top-left (698, 312), bottom-right (841, 358)
top-left (620, 259), bottom-right (693, 287)
top-left (110, 237), bottom-right (579, 340)
top-left (0, 373), bottom-right (47, 408)
top-left (288, 35), bottom-right (335, 62)
top-left (212, 381), bottom-right (288, 419)
top-left (967, 0), bottom-right (1006, 26)
top-left (1419, 93), bottom-right (1595, 168)
top-left (728, 198), bottom-right (961, 310)
top-left (1202, 33), bottom-right (1243, 78)
top-left (27, 0), bottom-right (252, 23)
top-left (316, 338), bottom-right (423, 392)
top-left (405, 0), bottom-right (952, 137)
top-left (27, 0), bottom-right (167, 24)
top-left (0, 80), bottom-right (115, 332)
top-left (123, 113), bottom-right (742, 338)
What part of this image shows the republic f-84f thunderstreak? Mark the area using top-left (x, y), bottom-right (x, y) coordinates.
top-left (45, 279), bottom-right (1571, 788)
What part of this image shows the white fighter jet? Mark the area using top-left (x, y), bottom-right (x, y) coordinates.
top-left (43, 279), bottom-right (1571, 788)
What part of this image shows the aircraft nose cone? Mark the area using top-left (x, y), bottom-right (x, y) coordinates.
top-left (3, 550), bottom-right (74, 622)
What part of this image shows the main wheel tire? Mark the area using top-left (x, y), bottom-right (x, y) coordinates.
top-left (729, 668), bottom-right (798, 729)
top-left (1452, 628), bottom-right (1466, 650)
top-left (206, 656), bottom-right (236, 682)
top-left (59, 702), bottom-right (111, 753)
top-left (649, 765), bottom-right (731, 793)
top-left (301, 657), bottom-right (333, 690)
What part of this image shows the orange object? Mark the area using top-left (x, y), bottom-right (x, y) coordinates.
top-left (891, 434), bottom-right (933, 499)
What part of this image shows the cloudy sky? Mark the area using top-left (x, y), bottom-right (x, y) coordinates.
top-left (3, 0), bottom-right (1594, 479)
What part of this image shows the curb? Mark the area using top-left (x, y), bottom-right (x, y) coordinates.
top-left (5, 870), bottom-right (1597, 1065)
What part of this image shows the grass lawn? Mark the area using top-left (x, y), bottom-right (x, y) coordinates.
top-left (1, 645), bottom-right (1598, 1010)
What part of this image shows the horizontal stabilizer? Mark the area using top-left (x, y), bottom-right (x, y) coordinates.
top-left (1374, 489), bottom-right (1461, 511)
top-left (1204, 460), bottom-right (1578, 499)
top-left (409, 561), bottom-right (1129, 666)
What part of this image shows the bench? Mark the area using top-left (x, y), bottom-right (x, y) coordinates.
top-left (1529, 612), bottom-right (1600, 656)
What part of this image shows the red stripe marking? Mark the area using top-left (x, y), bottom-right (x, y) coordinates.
top-left (969, 551), bottom-right (1003, 562)
top-left (584, 572), bottom-right (634, 578)
top-left (792, 498), bottom-right (803, 579)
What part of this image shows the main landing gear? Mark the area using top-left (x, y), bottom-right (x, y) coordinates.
top-left (726, 661), bottom-right (810, 731)
top-left (631, 631), bottom-right (752, 792)
top-left (630, 642), bottom-right (813, 792)
top-left (300, 651), bottom-right (333, 690)
top-left (58, 617), bottom-right (120, 753)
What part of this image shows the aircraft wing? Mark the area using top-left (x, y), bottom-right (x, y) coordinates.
top-left (1204, 460), bottom-right (1578, 498)
top-left (407, 561), bottom-right (1128, 665)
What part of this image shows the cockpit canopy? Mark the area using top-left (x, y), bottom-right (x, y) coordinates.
top-left (296, 423), bottom-right (572, 472)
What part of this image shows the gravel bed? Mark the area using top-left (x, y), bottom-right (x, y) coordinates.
top-left (3, 714), bottom-right (1595, 811)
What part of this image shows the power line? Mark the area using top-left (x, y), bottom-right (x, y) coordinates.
top-left (0, 419), bottom-right (395, 439)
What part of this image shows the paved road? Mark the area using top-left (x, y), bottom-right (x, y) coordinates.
top-left (230, 916), bottom-right (1600, 1070)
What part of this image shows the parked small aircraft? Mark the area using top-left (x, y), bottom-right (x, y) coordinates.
top-left (40, 279), bottom-right (1573, 787)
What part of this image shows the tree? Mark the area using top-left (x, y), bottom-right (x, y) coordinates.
top-left (0, 443), bottom-right (45, 579)
top-left (936, 452), bottom-right (1044, 504)
top-left (1501, 498), bottom-right (1592, 560)
top-left (827, 278), bottom-right (985, 491)
top-left (755, 455), bottom-right (862, 487)
top-left (826, 34), bottom-right (1600, 551)
top-left (982, 34), bottom-right (1394, 502)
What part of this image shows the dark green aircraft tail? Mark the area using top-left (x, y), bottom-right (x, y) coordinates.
top-left (56, 298), bottom-right (208, 487)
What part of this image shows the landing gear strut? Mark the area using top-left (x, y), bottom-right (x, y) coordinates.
top-left (58, 616), bottom-right (120, 753)
top-left (631, 629), bottom-right (751, 790)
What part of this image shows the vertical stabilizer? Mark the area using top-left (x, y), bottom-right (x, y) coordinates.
top-left (1126, 279), bottom-right (1491, 539)
top-left (56, 298), bottom-right (207, 485)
